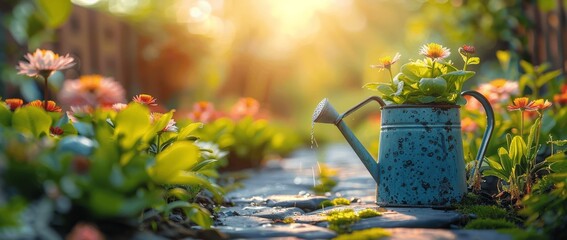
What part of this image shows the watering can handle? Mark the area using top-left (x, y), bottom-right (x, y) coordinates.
top-left (341, 96), bottom-right (386, 119)
top-left (460, 90), bottom-right (495, 189)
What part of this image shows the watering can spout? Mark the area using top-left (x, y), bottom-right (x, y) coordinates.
top-left (313, 97), bottom-right (385, 184)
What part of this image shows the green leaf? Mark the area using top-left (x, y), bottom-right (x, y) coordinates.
top-left (509, 136), bottom-right (527, 167)
top-left (418, 77), bottom-right (447, 95)
top-left (114, 103), bottom-right (151, 150)
top-left (35, 0), bottom-right (72, 28)
top-left (467, 57), bottom-right (480, 65)
top-left (401, 61), bottom-right (431, 82)
top-left (12, 106), bottom-right (52, 137)
top-left (416, 96), bottom-right (437, 103)
top-left (535, 70), bottom-right (561, 88)
top-left (497, 147), bottom-right (513, 176)
top-left (148, 142), bottom-right (200, 184)
top-left (190, 159), bottom-right (218, 172)
top-left (0, 104), bottom-right (12, 127)
top-left (526, 118), bottom-right (540, 159)
top-left (362, 82), bottom-right (380, 91)
top-left (178, 122), bottom-right (203, 140)
top-left (187, 204), bottom-right (213, 228)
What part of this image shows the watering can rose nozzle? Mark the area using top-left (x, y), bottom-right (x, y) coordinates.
top-left (313, 98), bottom-right (341, 124)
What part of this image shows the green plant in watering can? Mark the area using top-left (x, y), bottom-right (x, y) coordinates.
top-left (363, 43), bottom-right (479, 105)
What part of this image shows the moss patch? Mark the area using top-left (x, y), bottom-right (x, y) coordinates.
top-left (458, 205), bottom-right (509, 219)
top-left (333, 228), bottom-right (391, 240)
top-left (357, 208), bottom-right (382, 218)
top-left (464, 218), bottom-right (517, 229)
top-left (326, 209), bottom-right (360, 233)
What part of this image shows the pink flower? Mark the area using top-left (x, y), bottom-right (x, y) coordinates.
top-left (58, 75), bottom-right (126, 108)
top-left (66, 222), bottom-right (105, 240)
top-left (466, 79), bottom-right (518, 111)
top-left (461, 117), bottom-right (478, 133)
top-left (16, 49), bottom-right (75, 78)
top-left (230, 97), bottom-right (260, 120)
top-left (66, 105), bottom-right (95, 122)
top-left (188, 101), bottom-right (218, 123)
top-left (111, 103), bottom-right (128, 112)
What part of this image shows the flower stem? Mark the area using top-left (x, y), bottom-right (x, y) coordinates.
top-left (519, 110), bottom-right (524, 138)
top-left (463, 57), bottom-right (468, 71)
top-left (430, 60), bottom-right (436, 77)
top-left (387, 68), bottom-right (394, 83)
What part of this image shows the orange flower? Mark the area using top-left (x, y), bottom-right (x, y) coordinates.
top-left (419, 43), bottom-right (450, 60)
top-left (553, 84), bottom-right (567, 104)
top-left (371, 53), bottom-right (401, 71)
top-left (231, 97), bottom-right (260, 120)
top-left (27, 100), bottom-right (62, 112)
top-left (4, 98), bottom-right (24, 111)
top-left (132, 94), bottom-right (157, 106)
top-left (16, 49), bottom-right (75, 78)
top-left (67, 222), bottom-right (104, 240)
top-left (527, 99), bottom-right (552, 111)
top-left (507, 97), bottom-right (530, 111)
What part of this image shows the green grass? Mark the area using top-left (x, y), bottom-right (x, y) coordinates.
top-left (464, 218), bottom-right (517, 229)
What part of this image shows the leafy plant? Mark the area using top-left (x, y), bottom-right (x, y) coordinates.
top-left (326, 209), bottom-right (360, 234)
top-left (483, 97), bottom-right (553, 201)
top-left (364, 43), bottom-right (478, 105)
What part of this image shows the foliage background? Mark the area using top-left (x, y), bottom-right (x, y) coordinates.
top-left (1, 0), bottom-right (565, 146)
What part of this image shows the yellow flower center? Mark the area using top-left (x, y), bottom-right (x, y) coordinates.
top-left (489, 79), bottom-right (508, 88)
top-left (425, 43), bottom-right (445, 59)
top-left (79, 75), bottom-right (103, 92)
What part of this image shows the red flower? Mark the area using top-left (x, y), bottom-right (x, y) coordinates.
top-left (459, 45), bottom-right (475, 56)
top-left (66, 222), bottom-right (104, 240)
top-left (50, 126), bottom-right (64, 136)
top-left (27, 100), bottom-right (62, 112)
top-left (4, 98), bottom-right (24, 111)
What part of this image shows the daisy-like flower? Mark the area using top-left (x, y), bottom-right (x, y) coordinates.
top-left (59, 75), bottom-right (126, 108)
top-left (4, 98), bottom-right (24, 111)
top-left (133, 94), bottom-right (157, 106)
top-left (188, 101), bottom-right (218, 123)
top-left (458, 45), bottom-right (475, 57)
top-left (16, 49), bottom-right (75, 78)
top-left (371, 53), bottom-right (401, 71)
top-left (150, 112), bottom-right (178, 133)
top-left (419, 43), bottom-right (451, 60)
top-left (231, 97), bottom-right (260, 120)
top-left (27, 100), bottom-right (62, 112)
top-left (527, 99), bottom-right (552, 111)
top-left (507, 97), bottom-right (531, 111)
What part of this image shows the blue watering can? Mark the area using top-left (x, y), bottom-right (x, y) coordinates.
top-left (313, 91), bottom-right (494, 206)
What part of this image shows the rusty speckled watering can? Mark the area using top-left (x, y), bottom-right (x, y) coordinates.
top-left (313, 91), bottom-right (494, 207)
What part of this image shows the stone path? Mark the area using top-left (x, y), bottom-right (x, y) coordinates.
top-left (215, 144), bottom-right (512, 239)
